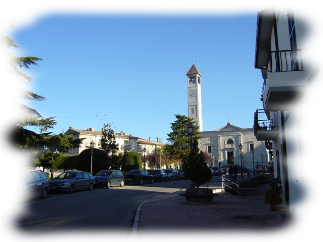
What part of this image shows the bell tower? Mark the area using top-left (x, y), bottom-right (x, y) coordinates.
top-left (186, 63), bottom-right (203, 132)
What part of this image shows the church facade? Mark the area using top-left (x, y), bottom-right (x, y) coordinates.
top-left (185, 64), bottom-right (268, 171)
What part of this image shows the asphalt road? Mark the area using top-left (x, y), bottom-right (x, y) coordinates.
top-left (15, 177), bottom-right (223, 234)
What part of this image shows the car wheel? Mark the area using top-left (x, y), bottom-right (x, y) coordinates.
top-left (120, 180), bottom-right (124, 187)
top-left (41, 188), bottom-right (47, 199)
top-left (18, 191), bottom-right (26, 204)
top-left (88, 183), bottom-right (94, 191)
top-left (69, 185), bottom-right (74, 193)
top-left (106, 181), bottom-right (111, 189)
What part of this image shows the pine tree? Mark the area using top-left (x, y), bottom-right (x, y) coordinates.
top-left (3, 35), bottom-right (83, 168)
top-left (166, 114), bottom-right (201, 159)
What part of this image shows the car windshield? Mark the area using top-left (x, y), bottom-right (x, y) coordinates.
top-left (128, 170), bottom-right (141, 175)
top-left (0, 174), bottom-right (27, 183)
top-left (149, 170), bottom-right (160, 174)
top-left (96, 171), bottom-right (113, 176)
top-left (56, 172), bottom-right (76, 179)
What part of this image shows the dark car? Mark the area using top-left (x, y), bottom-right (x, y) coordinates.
top-left (164, 169), bottom-right (179, 181)
top-left (49, 171), bottom-right (94, 193)
top-left (94, 170), bottom-right (124, 188)
top-left (124, 170), bottom-right (154, 185)
top-left (0, 172), bottom-right (49, 203)
top-left (148, 170), bottom-right (168, 182)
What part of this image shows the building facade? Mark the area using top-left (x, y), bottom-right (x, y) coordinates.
top-left (65, 127), bottom-right (163, 157)
top-left (199, 122), bottom-right (268, 172)
top-left (253, 8), bottom-right (316, 214)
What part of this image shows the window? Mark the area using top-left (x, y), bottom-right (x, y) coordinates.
top-left (34, 173), bottom-right (41, 182)
top-left (250, 143), bottom-right (254, 152)
top-left (76, 173), bottom-right (83, 179)
top-left (287, 0), bottom-right (298, 70)
top-left (227, 139), bottom-right (234, 145)
top-left (207, 145), bottom-right (211, 153)
top-left (83, 172), bottom-right (90, 179)
top-left (297, 115), bottom-right (308, 180)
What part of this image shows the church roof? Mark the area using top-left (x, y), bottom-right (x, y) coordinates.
top-left (186, 64), bottom-right (202, 76)
top-left (216, 122), bottom-right (243, 132)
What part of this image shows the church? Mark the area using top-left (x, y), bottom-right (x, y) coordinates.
top-left (186, 64), bottom-right (269, 171)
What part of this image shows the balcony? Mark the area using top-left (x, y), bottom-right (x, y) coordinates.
top-left (262, 49), bottom-right (307, 111)
top-left (254, 109), bottom-right (279, 141)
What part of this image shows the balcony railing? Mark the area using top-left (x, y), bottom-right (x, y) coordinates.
top-left (254, 109), bottom-right (279, 139)
top-left (267, 49), bottom-right (303, 72)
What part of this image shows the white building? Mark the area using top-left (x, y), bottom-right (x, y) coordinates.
top-left (187, 64), bottom-right (203, 132)
top-left (65, 127), bottom-right (163, 157)
top-left (253, 8), bottom-right (317, 214)
top-left (185, 64), bottom-right (268, 171)
top-left (199, 122), bottom-right (268, 172)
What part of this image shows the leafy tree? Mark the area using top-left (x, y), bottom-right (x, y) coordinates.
top-left (99, 123), bottom-right (120, 169)
top-left (77, 148), bottom-right (107, 175)
top-left (3, 35), bottom-right (83, 167)
top-left (182, 139), bottom-right (212, 188)
top-left (121, 151), bottom-right (142, 172)
top-left (167, 114), bottom-right (201, 159)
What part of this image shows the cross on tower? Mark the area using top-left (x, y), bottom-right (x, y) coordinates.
top-left (192, 58), bottom-right (195, 64)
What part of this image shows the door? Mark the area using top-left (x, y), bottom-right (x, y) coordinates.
top-left (227, 151), bottom-right (234, 165)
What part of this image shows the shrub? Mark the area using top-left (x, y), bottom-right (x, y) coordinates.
top-left (182, 139), bottom-right (212, 188)
top-left (121, 151), bottom-right (142, 172)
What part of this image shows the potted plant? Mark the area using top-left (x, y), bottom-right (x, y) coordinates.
top-left (180, 139), bottom-right (213, 203)
top-left (264, 178), bottom-right (283, 211)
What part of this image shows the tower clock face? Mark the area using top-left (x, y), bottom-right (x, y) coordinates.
top-left (190, 91), bottom-right (196, 97)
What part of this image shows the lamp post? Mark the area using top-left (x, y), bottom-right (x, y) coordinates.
top-left (252, 149), bottom-right (255, 177)
top-left (165, 150), bottom-right (169, 169)
top-left (239, 143), bottom-right (244, 180)
top-left (143, 147), bottom-right (146, 170)
top-left (90, 140), bottom-right (95, 175)
top-left (188, 123), bottom-right (194, 150)
top-left (261, 154), bottom-right (264, 175)
top-left (53, 149), bottom-right (58, 179)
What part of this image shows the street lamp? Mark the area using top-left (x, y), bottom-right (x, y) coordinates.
top-left (239, 143), bottom-right (244, 180)
top-left (165, 150), bottom-right (169, 169)
top-left (53, 149), bottom-right (58, 179)
top-left (143, 147), bottom-right (146, 170)
top-left (188, 123), bottom-right (194, 150)
top-left (252, 149), bottom-right (255, 177)
top-left (90, 140), bottom-right (95, 175)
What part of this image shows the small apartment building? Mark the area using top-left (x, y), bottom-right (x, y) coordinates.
top-left (65, 127), bottom-right (163, 157)
top-left (253, 8), bottom-right (317, 214)
top-left (199, 122), bottom-right (268, 171)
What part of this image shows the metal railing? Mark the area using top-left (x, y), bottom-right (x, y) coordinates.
top-left (254, 109), bottom-right (275, 136)
top-left (267, 49), bottom-right (303, 72)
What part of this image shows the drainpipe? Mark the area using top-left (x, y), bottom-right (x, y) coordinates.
top-left (273, 13), bottom-right (281, 72)
top-left (272, 0), bottom-right (290, 210)
top-left (281, 112), bottom-right (290, 210)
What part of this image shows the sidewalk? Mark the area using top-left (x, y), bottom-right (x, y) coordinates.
top-left (136, 180), bottom-right (293, 234)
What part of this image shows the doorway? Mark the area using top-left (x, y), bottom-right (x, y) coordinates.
top-left (227, 151), bottom-right (234, 165)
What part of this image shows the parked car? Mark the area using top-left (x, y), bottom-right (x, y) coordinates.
top-left (0, 171), bottom-right (49, 203)
top-left (210, 168), bottom-right (215, 176)
top-left (94, 170), bottom-right (124, 188)
top-left (124, 170), bottom-right (154, 185)
top-left (148, 170), bottom-right (168, 182)
top-left (164, 169), bottom-right (179, 181)
top-left (212, 167), bottom-right (222, 176)
top-left (49, 171), bottom-right (94, 193)
top-left (178, 169), bottom-right (188, 180)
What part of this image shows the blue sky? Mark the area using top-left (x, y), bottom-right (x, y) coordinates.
top-left (12, 14), bottom-right (262, 143)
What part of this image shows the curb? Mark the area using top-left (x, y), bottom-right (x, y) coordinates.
top-left (131, 194), bottom-right (166, 236)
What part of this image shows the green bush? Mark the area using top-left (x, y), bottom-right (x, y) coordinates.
top-left (182, 139), bottom-right (212, 188)
top-left (121, 151), bottom-right (142, 172)
top-left (77, 148), bottom-right (108, 175)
